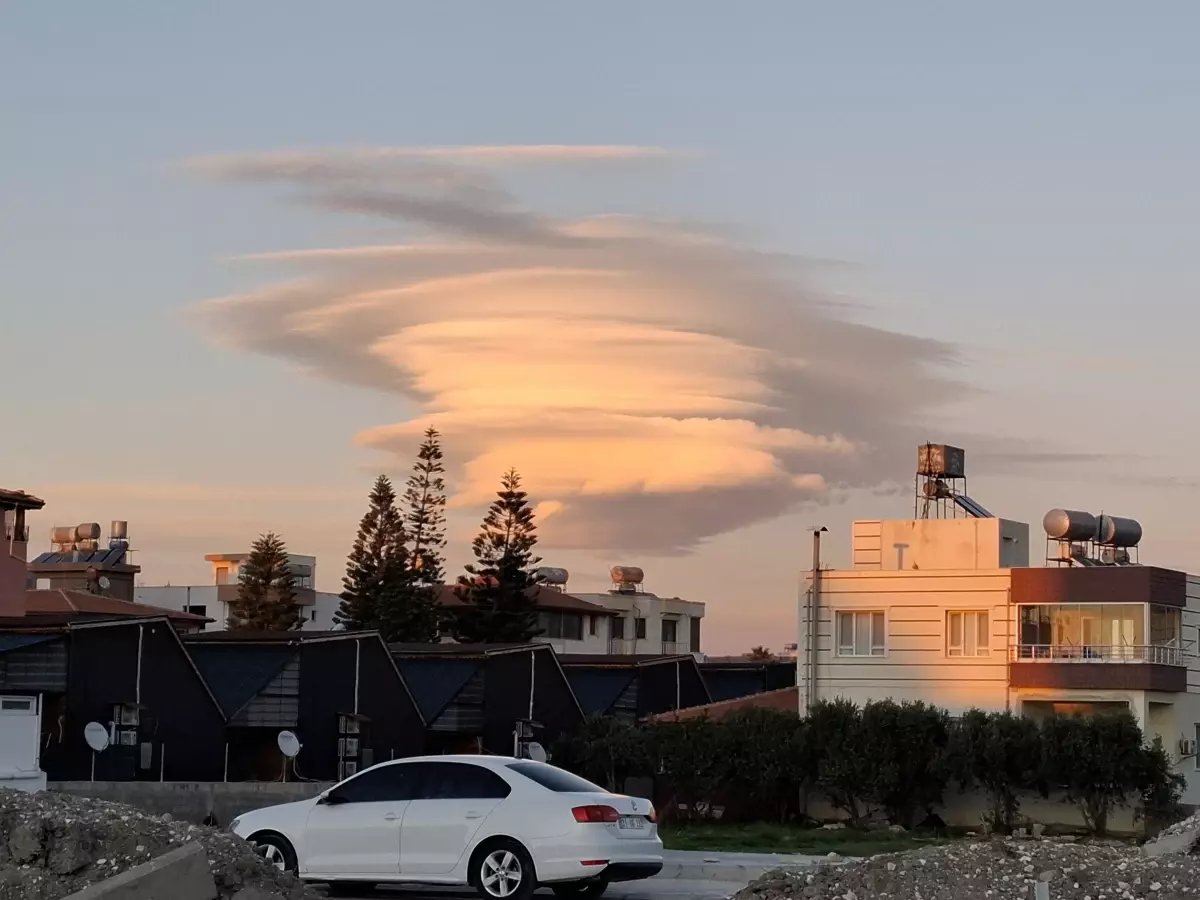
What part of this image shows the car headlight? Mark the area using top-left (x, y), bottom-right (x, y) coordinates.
top-left (229, 817), bottom-right (242, 833)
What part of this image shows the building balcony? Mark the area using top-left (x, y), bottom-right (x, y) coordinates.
top-left (3, 524), bottom-right (29, 542)
top-left (1011, 643), bottom-right (1186, 666)
top-left (1009, 643), bottom-right (1187, 692)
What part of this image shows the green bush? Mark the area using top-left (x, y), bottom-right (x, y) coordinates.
top-left (554, 699), bottom-right (1180, 835)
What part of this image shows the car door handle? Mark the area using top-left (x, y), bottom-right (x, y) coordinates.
top-left (465, 811), bottom-right (483, 819)
top-left (384, 813), bottom-right (400, 821)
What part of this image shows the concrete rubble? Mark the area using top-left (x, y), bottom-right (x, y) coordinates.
top-left (733, 837), bottom-right (1200, 900)
top-left (0, 789), bottom-right (318, 900)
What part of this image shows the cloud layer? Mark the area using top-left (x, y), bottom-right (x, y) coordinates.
top-left (189, 145), bottom-right (971, 554)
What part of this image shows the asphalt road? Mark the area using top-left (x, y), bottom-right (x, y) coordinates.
top-left (319, 879), bottom-right (746, 900)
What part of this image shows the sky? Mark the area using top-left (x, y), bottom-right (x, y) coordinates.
top-left (5, 3), bottom-right (1200, 653)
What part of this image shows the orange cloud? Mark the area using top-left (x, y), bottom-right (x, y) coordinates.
top-left (187, 145), bottom-right (973, 553)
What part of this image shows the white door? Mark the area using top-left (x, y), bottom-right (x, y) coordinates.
top-left (400, 761), bottom-right (509, 876)
top-left (302, 763), bottom-right (414, 877)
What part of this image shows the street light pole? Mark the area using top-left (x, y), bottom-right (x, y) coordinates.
top-left (801, 526), bottom-right (828, 716)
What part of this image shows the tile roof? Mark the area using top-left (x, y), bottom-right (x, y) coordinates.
top-left (0, 488), bottom-right (44, 509)
top-left (436, 585), bottom-right (616, 615)
top-left (25, 590), bottom-right (211, 624)
top-left (643, 686), bottom-right (800, 723)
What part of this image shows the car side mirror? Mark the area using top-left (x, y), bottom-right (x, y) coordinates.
top-left (319, 792), bottom-right (348, 806)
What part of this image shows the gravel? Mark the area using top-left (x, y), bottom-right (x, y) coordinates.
top-left (734, 838), bottom-right (1200, 900)
top-left (1159, 810), bottom-right (1200, 839)
top-left (0, 789), bottom-right (319, 900)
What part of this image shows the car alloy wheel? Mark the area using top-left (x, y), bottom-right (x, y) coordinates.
top-left (256, 842), bottom-right (288, 872)
top-left (480, 848), bottom-right (524, 898)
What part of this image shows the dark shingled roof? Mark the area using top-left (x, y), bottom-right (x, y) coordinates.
top-left (565, 668), bottom-right (636, 716)
top-left (393, 657), bottom-right (482, 721)
top-left (187, 643), bottom-right (298, 718)
top-left (184, 630), bottom-right (376, 644)
top-left (0, 633), bottom-right (60, 654)
top-left (556, 654), bottom-right (695, 667)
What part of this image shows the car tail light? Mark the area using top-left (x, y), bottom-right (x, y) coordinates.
top-left (646, 806), bottom-right (657, 823)
top-left (580, 860), bottom-right (608, 867)
top-left (572, 805), bottom-right (621, 823)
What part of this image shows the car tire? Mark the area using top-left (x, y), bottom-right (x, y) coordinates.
top-left (249, 832), bottom-right (297, 875)
top-left (552, 879), bottom-right (610, 900)
top-left (471, 838), bottom-right (536, 900)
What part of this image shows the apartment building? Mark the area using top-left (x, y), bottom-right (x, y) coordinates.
top-left (800, 511), bottom-right (1200, 805)
top-left (136, 551), bottom-right (340, 631)
top-left (535, 566), bottom-right (704, 656)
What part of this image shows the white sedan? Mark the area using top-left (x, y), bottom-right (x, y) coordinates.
top-left (229, 755), bottom-right (663, 899)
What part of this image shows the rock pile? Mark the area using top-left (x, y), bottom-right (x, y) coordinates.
top-left (0, 789), bottom-right (318, 900)
top-left (735, 838), bottom-right (1200, 900)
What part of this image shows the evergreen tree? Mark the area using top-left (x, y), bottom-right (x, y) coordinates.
top-left (336, 475), bottom-right (407, 631)
top-left (380, 427), bottom-right (447, 644)
top-left (226, 532), bottom-right (303, 631)
top-left (451, 468), bottom-right (544, 643)
top-left (403, 426), bottom-right (447, 584)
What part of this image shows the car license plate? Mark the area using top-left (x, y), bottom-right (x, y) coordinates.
top-left (618, 816), bottom-right (645, 830)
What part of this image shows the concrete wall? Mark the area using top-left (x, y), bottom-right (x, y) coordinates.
top-left (50, 780), bottom-right (333, 827)
top-left (852, 518), bottom-right (1030, 572)
top-left (804, 568), bottom-right (1014, 715)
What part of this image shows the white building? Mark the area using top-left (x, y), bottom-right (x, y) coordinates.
top-left (800, 512), bottom-right (1200, 806)
top-left (136, 552), bottom-right (340, 631)
top-left (444, 566), bottom-right (705, 657)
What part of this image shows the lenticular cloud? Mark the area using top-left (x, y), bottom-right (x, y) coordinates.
top-left (187, 145), bottom-right (966, 553)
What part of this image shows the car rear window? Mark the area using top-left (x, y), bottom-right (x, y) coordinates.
top-left (507, 762), bottom-right (605, 793)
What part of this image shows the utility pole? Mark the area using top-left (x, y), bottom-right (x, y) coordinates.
top-left (802, 526), bottom-right (827, 715)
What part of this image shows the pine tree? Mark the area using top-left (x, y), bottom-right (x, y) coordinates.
top-left (381, 426), bottom-right (447, 644)
top-left (404, 426), bottom-right (447, 584)
top-left (336, 475), bottom-right (407, 631)
top-left (226, 532), bottom-right (303, 631)
top-left (450, 468), bottom-right (544, 643)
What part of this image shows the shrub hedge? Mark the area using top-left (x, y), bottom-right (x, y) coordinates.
top-left (552, 700), bottom-right (1182, 836)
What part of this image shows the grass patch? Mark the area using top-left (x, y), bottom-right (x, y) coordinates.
top-left (659, 821), bottom-right (957, 857)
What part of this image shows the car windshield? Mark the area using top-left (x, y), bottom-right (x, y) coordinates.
top-left (507, 762), bottom-right (605, 793)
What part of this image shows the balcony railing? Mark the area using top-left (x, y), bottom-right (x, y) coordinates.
top-left (1011, 644), bottom-right (1186, 666)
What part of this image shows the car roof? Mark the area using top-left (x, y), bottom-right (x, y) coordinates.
top-left (381, 754), bottom-right (525, 769)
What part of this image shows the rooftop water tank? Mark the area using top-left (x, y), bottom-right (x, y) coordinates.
top-left (1042, 509), bottom-right (1098, 542)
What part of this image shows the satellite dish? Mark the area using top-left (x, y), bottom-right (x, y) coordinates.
top-left (526, 742), bottom-right (548, 763)
top-left (277, 730), bottom-right (301, 759)
top-left (84, 722), bottom-right (110, 753)
top-left (98, 576), bottom-right (111, 591)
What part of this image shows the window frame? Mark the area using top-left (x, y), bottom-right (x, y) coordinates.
top-left (634, 617), bottom-right (647, 640)
top-left (947, 610), bottom-right (991, 658)
top-left (662, 618), bottom-right (679, 644)
top-left (835, 610), bottom-right (887, 658)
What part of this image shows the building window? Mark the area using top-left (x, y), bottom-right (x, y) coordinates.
top-left (185, 605), bottom-right (207, 618)
top-left (611, 617), bottom-right (625, 640)
top-left (215, 566), bottom-right (230, 585)
top-left (836, 611), bottom-right (886, 657)
top-left (662, 619), bottom-right (678, 644)
top-left (635, 617), bottom-right (647, 640)
top-left (947, 611), bottom-right (989, 657)
top-left (1017, 604), bottom-right (1157, 660)
top-left (537, 611), bottom-right (584, 641)
top-left (588, 615), bottom-right (596, 636)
